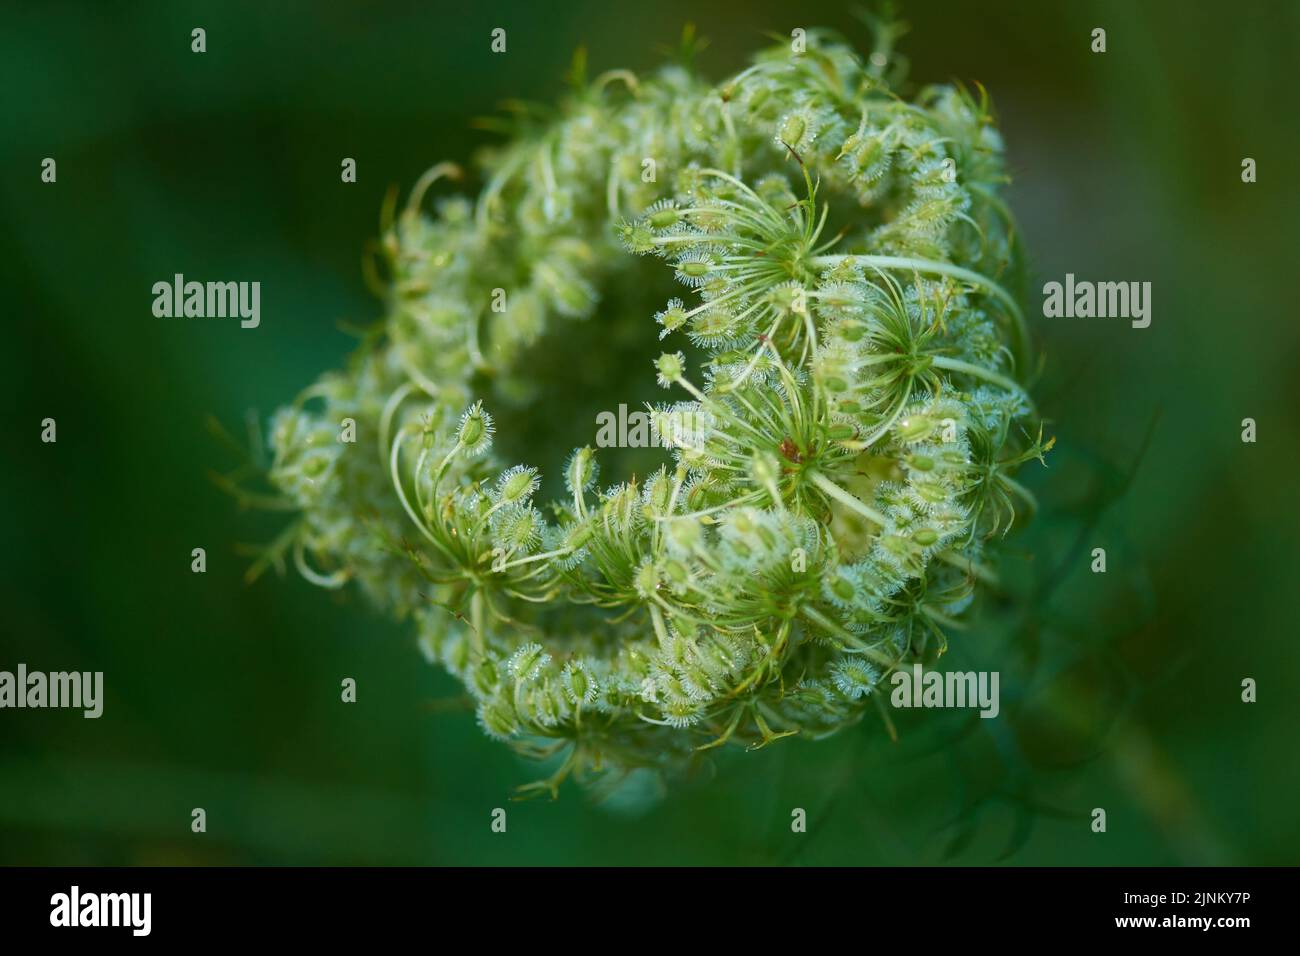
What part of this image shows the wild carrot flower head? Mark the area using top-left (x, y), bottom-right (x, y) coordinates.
top-left (265, 20), bottom-right (1048, 797)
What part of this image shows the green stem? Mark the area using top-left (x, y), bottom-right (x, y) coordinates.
top-left (801, 606), bottom-right (896, 668)
top-left (930, 354), bottom-right (1021, 393)
top-left (937, 549), bottom-right (999, 587)
top-left (808, 471), bottom-right (887, 526)
top-left (497, 547), bottom-right (570, 572)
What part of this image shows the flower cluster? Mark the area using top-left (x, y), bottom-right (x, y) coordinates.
top-left (264, 26), bottom-right (1047, 796)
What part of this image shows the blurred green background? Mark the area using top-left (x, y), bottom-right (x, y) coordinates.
top-left (3, 0), bottom-right (1298, 865)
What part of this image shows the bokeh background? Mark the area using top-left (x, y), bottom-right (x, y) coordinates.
top-left (3, 0), bottom-right (1298, 865)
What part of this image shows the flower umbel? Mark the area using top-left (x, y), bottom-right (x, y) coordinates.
top-left (264, 22), bottom-right (1048, 797)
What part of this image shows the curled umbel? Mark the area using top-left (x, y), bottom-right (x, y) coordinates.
top-left (267, 27), bottom-right (1046, 796)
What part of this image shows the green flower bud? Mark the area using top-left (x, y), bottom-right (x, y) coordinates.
top-left (779, 113), bottom-right (807, 147)
top-left (457, 401), bottom-right (494, 456)
top-left (497, 465), bottom-right (539, 503)
top-left (647, 205), bottom-right (681, 230)
top-left (477, 698), bottom-right (520, 740)
top-left (565, 446), bottom-right (598, 495)
top-left (896, 415), bottom-right (934, 443)
top-left (654, 351), bottom-right (686, 388)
